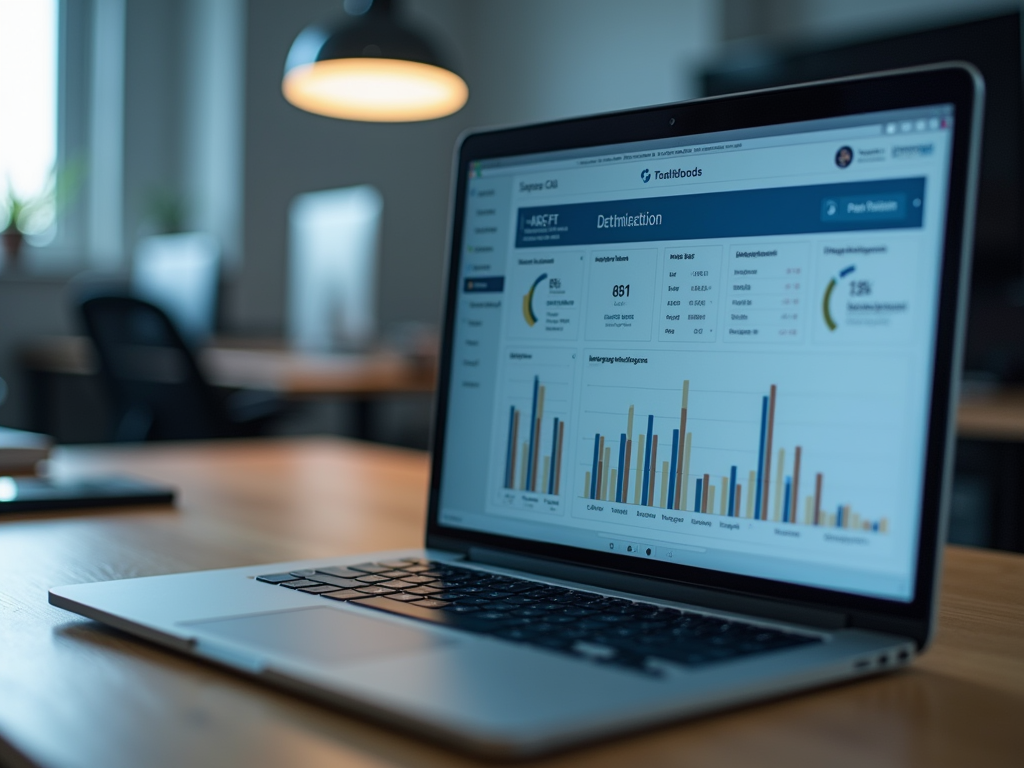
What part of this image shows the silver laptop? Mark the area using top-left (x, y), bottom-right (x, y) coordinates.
top-left (51, 65), bottom-right (983, 758)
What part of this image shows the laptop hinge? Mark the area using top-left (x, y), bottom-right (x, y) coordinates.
top-left (468, 547), bottom-right (848, 630)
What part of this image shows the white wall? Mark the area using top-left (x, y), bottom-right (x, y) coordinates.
top-left (468, 0), bottom-right (720, 127)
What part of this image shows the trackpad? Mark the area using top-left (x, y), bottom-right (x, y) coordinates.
top-left (184, 606), bottom-right (450, 667)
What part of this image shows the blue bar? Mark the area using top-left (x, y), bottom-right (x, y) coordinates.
top-left (694, 479), bottom-right (703, 514)
top-left (515, 178), bottom-right (925, 248)
top-left (666, 430), bottom-right (679, 510)
top-left (783, 477), bottom-right (792, 523)
top-left (616, 434), bottom-right (626, 503)
top-left (641, 414), bottom-right (654, 506)
top-left (547, 417), bottom-right (560, 495)
top-left (504, 406), bottom-right (516, 488)
top-left (525, 376), bottom-right (538, 490)
top-left (754, 396), bottom-right (768, 521)
top-left (590, 433), bottom-right (600, 499)
top-left (873, 521), bottom-right (879, 532)
top-left (727, 466), bottom-right (737, 517)
top-left (837, 504), bottom-right (843, 528)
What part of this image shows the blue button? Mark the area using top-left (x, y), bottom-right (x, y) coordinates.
top-left (821, 193), bottom-right (907, 222)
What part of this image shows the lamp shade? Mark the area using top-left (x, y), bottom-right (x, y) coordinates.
top-left (282, 0), bottom-right (468, 122)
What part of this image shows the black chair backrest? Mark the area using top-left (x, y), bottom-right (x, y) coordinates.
top-left (79, 295), bottom-right (230, 441)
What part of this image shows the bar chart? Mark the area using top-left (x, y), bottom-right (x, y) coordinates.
top-left (503, 374), bottom-right (567, 496)
top-left (493, 348), bottom-right (573, 513)
top-left (575, 351), bottom-right (903, 535)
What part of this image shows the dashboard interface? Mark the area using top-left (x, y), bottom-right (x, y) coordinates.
top-left (438, 106), bottom-right (956, 602)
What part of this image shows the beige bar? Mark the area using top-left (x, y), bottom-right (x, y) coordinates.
top-left (706, 485), bottom-right (715, 516)
top-left (584, 471), bottom-right (591, 498)
top-left (609, 469), bottom-right (617, 503)
top-left (720, 476), bottom-right (728, 515)
top-left (520, 443), bottom-right (529, 490)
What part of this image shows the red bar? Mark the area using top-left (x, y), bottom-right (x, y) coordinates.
top-left (734, 484), bottom-right (742, 516)
top-left (701, 472), bottom-right (710, 513)
top-left (760, 384), bottom-right (777, 520)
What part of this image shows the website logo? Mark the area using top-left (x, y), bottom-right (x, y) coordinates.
top-left (640, 168), bottom-right (651, 183)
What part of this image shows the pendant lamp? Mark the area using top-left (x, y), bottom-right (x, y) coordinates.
top-left (282, 0), bottom-right (468, 122)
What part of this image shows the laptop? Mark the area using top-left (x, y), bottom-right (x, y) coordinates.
top-left (50, 64), bottom-right (983, 757)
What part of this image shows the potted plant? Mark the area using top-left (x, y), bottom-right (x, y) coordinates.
top-left (2, 165), bottom-right (81, 268)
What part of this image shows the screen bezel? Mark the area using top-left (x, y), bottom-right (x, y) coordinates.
top-left (426, 65), bottom-right (982, 644)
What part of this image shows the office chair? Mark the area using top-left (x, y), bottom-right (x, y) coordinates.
top-left (79, 295), bottom-right (281, 441)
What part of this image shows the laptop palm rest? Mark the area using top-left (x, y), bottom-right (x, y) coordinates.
top-left (184, 606), bottom-right (452, 667)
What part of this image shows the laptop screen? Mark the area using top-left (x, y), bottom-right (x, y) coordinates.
top-left (438, 105), bottom-right (956, 602)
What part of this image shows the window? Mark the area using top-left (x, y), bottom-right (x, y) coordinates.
top-left (0, 0), bottom-right (58, 243)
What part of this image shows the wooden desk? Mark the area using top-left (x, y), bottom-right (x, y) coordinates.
top-left (1, 439), bottom-right (1022, 768)
top-left (19, 335), bottom-right (437, 397)
top-left (19, 336), bottom-right (436, 441)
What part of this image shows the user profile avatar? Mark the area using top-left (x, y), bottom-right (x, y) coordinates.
top-left (835, 146), bottom-right (853, 168)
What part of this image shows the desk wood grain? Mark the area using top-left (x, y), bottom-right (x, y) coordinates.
top-left (1, 439), bottom-right (1021, 768)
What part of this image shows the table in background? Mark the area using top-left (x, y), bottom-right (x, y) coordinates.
top-left (19, 335), bottom-right (436, 441)
top-left (0, 438), bottom-right (1021, 768)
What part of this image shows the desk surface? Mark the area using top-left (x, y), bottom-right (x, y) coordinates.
top-left (20, 335), bottom-right (436, 396)
top-left (0, 438), bottom-right (1021, 768)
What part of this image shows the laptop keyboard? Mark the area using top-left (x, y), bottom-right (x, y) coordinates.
top-left (257, 557), bottom-right (821, 674)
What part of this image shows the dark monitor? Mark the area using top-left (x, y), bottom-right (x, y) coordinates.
top-left (702, 13), bottom-right (1023, 287)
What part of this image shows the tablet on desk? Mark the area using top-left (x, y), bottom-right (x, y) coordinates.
top-left (0, 475), bottom-right (176, 513)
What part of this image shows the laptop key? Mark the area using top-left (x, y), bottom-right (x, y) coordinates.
top-left (377, 559), bottom-right (415, 569)
top-left (280, 579), bottom-right (320, 589)
top-left (405, 586), bottom-right (441, 595)
top-left (414, 599), bottom-right (450, 609)
top-left (355, 585), bottom-right (396, 595)
top-left (289, 569), bottom-right (318, 578)
top-left (355, 574), bottom-right (390, 583)
top-left (299, 584), bottom-right (344, 594)
top-left (315, 566), bottom-right (363, 579)
top-left (386, 593), bottom-right (424, 602)
top-left (381, 579), bottom-right (416, 588)
top-left (309, 574), bottom-right (364, 589)
top-left (256, 573), bottom-right (298, 584)
top-left (349, 563), bottom-right (392, 574)
top-left (402, 575), bottom-right (439, 585)
top-left (320, 589), bottom-right (369, 601)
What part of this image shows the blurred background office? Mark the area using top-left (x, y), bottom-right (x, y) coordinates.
top-left (0, 0), bottom-right (1021, 550)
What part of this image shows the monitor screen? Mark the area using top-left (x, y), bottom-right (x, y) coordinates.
top-left (438, 106), bottom-right (956, 603)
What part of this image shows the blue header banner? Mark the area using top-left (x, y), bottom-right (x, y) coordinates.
top-left (515, 178), bottom-right (925, 248)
